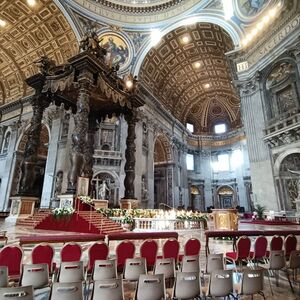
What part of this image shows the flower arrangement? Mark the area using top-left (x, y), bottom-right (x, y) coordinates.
top-left (52, 207), bottom-right (75, 219)
top-left (79, 195), bottom-right (93, 205)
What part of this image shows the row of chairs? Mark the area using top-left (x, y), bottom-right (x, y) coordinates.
top-left (0, 257), bottom-right (267, 300)
top-left (0, 237), bottom-right (200, 280)
top-left (225, 234), bottom-right (298, 269)
top-left (224, 234), bottom-right (300, 295)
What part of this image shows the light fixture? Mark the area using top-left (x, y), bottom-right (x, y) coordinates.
top-left (262, 15), bottom-right (270, 24)
top-left (256, 21), bottom-right (264, 30)
top-left (0, 19), bottom-right (6, 27)
top-left (204, 83), bottom-right (210, 89)
top-left (269, 7), bottom-right (277, 17)
top-left (194, 62), bottom-right (201, 69)
top-left (150, 29), bottom-right (162, 47)
top-left (182, 35), bottom-right (190, 44)
top-left (27, 0), bottom-right (37, 6)
top-left (125, 79), bottom-right (133, 89)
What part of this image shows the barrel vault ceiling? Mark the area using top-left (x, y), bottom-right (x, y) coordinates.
top-left (139, 23), bottom-right (241, 134)
top-left (0, 0), bottom-right (78, 105)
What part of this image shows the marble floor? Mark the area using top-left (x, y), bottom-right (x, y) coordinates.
top-left (1, 219), bottom-right (300, 299)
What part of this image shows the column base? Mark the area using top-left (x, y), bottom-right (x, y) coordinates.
top-left (119, 198), bottom-right (139, 209)
top-left (93, 199), bottom-right (109, 209)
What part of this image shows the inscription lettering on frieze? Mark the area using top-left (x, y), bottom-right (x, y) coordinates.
top-left (247, 14), bottom-right (300, 67)
top-left (236, 61), bottom-right (249, 73)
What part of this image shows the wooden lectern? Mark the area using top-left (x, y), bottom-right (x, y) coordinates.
top-left (211, 209), bottom-right (238, 230)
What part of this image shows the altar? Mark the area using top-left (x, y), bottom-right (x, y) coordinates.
top-left (211, 208), bottom-right (238, 230)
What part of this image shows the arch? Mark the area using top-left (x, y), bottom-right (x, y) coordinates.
top-left (132, 12), bottom-right (243, 76)
top-left (92, 170), bottom-right (120, 207)
top-left (216, 185), bottom-right (236, 209)
top-left (273, 148), bottom-right (300, 177)
top-left (154, 133), bottom-right (173, 163)
top-left (16, 123), bottom-right (50, 158)
top-left (92, 170), bottom-right (120, 186)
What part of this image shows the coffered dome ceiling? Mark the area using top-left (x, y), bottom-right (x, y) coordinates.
top-left (0, 0), bottom-right (78, 105)
top-left (139, 23), bottom-right (241, 134)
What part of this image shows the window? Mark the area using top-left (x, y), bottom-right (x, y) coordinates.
top-left (186, 154), bottom-right (194, 170)
top-left (186, 123), bottom-right (194, 133)
top-left (214, 123), bottom-right (226, 134)
top-left (1, 131), bottom-right (11, 154)
top-left (212, 154), bottom-right (230, 172)
top-left (231, 149), bottom-right (243, 169)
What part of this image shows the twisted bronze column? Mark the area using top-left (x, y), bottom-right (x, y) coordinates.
top-left (123, 112), bottom-right (137, 200)
top-left (67, 79), bottom-right (91, 193)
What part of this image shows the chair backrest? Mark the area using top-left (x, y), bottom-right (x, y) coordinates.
top-left (181, 255), bottom-right (200, 273)
top-left (136, 274), bottom-right (165, 300)
top-left (87, 242), bottom-right (109, 272)
top-left (115, 241), bottom-right (135, 271)
top-left (284, 234), bottom-right (297, 258)
top-left (270, 235), bottom-right (283, 251)
top-left (154, 258), bottom-right (175, 279)
top-left (184, 238), bottom-right (201, 256)
top-left (92, 259), bottom-right (117, 281)
top-left (288, 250), bottom-right (300, 269)
top-left (252, 236), bottom-right (268, 259)
top-left (162, 239), bottom-right (179, 262)
top-left (60, 243), bottom-right (82, 263)
top-left (0, 285), bottom-right (34, 300)
top-left (0, 266), bottom-right (8, 288)
top-left (58, 261), bottom-right (84, 283)
top-left (21, 263), bottom-right (49, 289)
top-left (209, 270), bottom-right (233, 297)
top-left (241, 269), bottom-right (264, 295)
top-left (269, 250), bottom-right (285, 270)
top-left (32, 244), bottom-right (55, 273)
top-left (92, 278), bottom-right (124, 300)
top-left (123, 258), bottom-right (146, 281)
top-left (206, 254), bottom-right (224, 274)
top-left (140, 239), bottom-right (158, 268)
top-left (0, 245), bottom-right (23, 278)
top-left (50, 282), bottom-right (83, 300)
top-left (173, 271), bottom-right (200, 300)
top-left (236, 236), bottom-right (251, 259)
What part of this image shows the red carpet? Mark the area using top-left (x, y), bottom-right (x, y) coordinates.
top-left (241, 220), bottom-right (298, 225)
top-left (36, 213), bottom-right (100, 233)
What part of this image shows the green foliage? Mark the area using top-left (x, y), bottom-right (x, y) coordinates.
top-left (254, 204), bottom-right (266, 220)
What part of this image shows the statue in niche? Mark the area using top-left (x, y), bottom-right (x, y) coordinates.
top-left (288, 169), bottom-right (300, 210)
top-left (98, 180), bottom-right (110, 199)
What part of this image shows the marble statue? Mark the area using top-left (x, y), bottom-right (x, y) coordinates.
top-left (98, 180), bottom-right (109, 199)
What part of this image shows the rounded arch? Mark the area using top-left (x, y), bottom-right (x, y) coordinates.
top-left (92, 170), bottom-right (120, 186)
top-left (216, 185), bottom-right (234, 194)
top-left (16, 122), bottom-right (51, 156)
top-left (154, 133), bottom-right (173, 163)
top-left (273, 148), bottom-right (300, 177)
top-left (132, 12), bottom-right (243, 76)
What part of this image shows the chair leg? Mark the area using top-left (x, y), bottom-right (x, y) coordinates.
top-left (267, 272), bottom-right (273, 296)
top-left (285, 269), bottom-right (294, 294)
